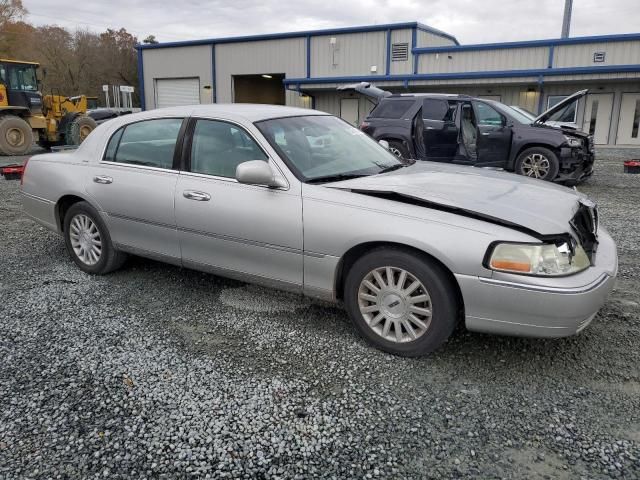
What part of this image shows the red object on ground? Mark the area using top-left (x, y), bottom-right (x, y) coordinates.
top-left (0, 164), bottom-right (25, 180)
top-left (624, 160), bottom-right (640, 174)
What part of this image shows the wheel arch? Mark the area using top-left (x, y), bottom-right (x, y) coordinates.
top-left (333, 241), bottom-right (465, 318)
top-left (55, 193), bottom-right (100, 232)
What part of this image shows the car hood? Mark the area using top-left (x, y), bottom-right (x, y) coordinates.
top-left (534, 89), bottom-right (588, 125)
top-left (325, 162), bottom-right (588, 236)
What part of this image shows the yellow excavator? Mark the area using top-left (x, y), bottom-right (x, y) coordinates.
top-left (0, 58), bottom-right (97, 156)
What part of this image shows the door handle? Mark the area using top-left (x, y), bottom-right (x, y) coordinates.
top-left (481, 132), bottom-right (491, 136)
top-left (93, 175), bottom-right (113, 184)
top-left (183, 190), bottom-right (211, 201)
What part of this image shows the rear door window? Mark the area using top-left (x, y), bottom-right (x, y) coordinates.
top-left (369, 99), bottom-right (415, 119)
top-left (104, 118), bottom-right (183, 169)
top-left (423, 99), bottom-right (456, 121)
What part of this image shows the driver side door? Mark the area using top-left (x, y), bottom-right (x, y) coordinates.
top-left (473, 101), bottom-right (512, 167)
top-left (174, 118), bottom-right (304, 290)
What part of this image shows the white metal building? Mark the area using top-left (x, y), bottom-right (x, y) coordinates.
top-left (137, 22), bottom-right (640, 146)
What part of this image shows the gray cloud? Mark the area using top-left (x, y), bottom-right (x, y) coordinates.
top-left (22, 0), bottom-right (640, 45)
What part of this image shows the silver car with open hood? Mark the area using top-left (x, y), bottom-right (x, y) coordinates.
top-left (20, 104), bottom-right (617, 356)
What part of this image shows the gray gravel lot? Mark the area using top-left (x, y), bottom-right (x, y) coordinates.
top-left (1, 149), bottom-right (639, 479)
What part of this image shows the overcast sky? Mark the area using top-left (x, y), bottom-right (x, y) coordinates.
top-left (22, 0), bottom-right (640, 44)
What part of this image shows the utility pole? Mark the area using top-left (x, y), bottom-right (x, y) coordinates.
top-left (561, 0), bottom-right (573, 38)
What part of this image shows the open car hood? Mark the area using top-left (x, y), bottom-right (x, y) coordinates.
top-left (534, 89), bottom-right (588, 125)
top-left (325, 162), bottom-right (587, 237)
top-left (336, 82), bottom-right (391, 102)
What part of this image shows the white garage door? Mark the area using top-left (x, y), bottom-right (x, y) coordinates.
top-left (155, 78), bottom-right (200, 109)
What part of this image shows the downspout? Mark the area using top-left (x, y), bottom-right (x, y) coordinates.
top-left (136, 47), bottom-right (146, 111)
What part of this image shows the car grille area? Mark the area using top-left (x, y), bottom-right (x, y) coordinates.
top-left (570, 202), bottom-right (599, 262)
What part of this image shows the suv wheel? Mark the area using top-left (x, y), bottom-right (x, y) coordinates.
top-left (387, 141), bottom-right (410, 160)
top-left (515, 147), bottom-right (560, 181)
top-left (344, 248), bottom-right (458, 357)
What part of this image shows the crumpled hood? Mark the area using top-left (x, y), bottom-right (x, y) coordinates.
top-left (325, 162), bottom-right (588, 236)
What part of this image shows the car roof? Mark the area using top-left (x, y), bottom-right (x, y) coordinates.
top-left (385, 93), bottom-right (473, 100)
top-left (135, 103), bottom-right (330, 123)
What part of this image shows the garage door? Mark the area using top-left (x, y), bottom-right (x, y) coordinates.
top-left (155, 78), bottom-right (200, 109)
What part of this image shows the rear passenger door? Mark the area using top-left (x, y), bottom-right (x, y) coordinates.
top-left (422, 98), bottom-right (459, 161)
top-left (174, 118), bottom-right (304, 289)
top-left (85, 118), bottom-right (185, 262)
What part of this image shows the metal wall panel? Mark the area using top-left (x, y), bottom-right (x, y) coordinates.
top-left (418, 47), bottom-right (548, 74)
top-left (215, 38), bottom-right (306, 104)
top-left (142, 45), bottom-right (213, 109)
top-left (417, 30), bottom-right (457, 47)
top-left (310, 31), bottom-right (386, 77)
top-left (390, 29), bottom-right (413, 75)
top-left (554, 41), bottom-right (640, 68)
top-left (313, 92), bottom-right (377, 125)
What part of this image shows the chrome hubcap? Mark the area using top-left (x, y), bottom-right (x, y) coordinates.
top-left (521, 153), bottom-right (550, 178)
top-left (389, 147), bottom-right (403, 158)
top-left (6, 127), bottom-right (24, 147)
top-left (358, 266), bottom-right (432, 343)
top-left (69, 214), bottom-right (102, 265)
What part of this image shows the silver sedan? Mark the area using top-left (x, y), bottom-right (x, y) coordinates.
top-left (20, 104), bottom-right (617, 356)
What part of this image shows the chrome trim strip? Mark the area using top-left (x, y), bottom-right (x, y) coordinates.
top-left (467, 315), bottom-right (571, 330)
top-left (20, 190), bottom-right (55, 204)
top-left (479, 273), bottom-right (610, 294)
top-left (106, 211), bottom-right (325, 257)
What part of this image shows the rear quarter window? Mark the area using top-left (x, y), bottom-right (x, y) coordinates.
top-left (369, 99), bottom-right (415, 119)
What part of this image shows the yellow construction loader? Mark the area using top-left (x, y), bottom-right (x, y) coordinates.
top-left (0, 59), bottom-right (97, 156)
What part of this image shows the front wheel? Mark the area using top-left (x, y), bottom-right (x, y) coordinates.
top-left (344, 248), bottom-right (459, 357)
top-left (515, 147), bottom-right (559, 181)
top-left (63, 201), bottom-right (127, 274)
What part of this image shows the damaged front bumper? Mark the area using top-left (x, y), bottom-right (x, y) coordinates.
top-left (554, 146), bottom-right (595, 185)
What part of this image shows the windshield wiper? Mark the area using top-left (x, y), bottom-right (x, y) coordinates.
top-left (306, 173), bottom-right (369, 184)
top-left (377, 163), bottom-right (410, 174)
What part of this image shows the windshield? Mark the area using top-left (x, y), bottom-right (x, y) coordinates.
top-left (255, 115), bottom-right (402, 182)
top-left (504, 105), bottom-right (536, 124)
top-left (7, 64), bottom-right (38, 91)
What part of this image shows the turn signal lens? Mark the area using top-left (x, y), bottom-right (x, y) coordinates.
top-left (488, 242), bottom-right (590, 276)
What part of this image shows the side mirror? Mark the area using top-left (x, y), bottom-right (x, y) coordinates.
top-left (236, 160), bottom-right (286, 188)
top-left (378, 139), bottom-right (390, 150)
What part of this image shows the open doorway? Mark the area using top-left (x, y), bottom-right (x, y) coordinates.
top-left (233, 74), bottom-right (285, 105)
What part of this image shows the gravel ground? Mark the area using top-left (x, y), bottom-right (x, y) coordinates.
top-left (1, 149), bottom-right (639, 479)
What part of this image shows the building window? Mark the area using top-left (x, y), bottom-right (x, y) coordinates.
top-left (547, 95), bottom-right (577, 123)
top-left (391, 43), bottom-right (409, 62)
top-left (632, 99), bottom-right (640, 139)
top-left (589, 100), bottom-right (599, 135)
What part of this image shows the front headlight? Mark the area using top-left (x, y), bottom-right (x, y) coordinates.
top-left (564, 135), bottom-right (583, 147)
top-left (487, 242), bottom-right (590, 276)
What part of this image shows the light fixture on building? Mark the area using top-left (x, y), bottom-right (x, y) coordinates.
top-left (261, 74), bottom-right (273, 79)
top-left (370, 65), bottom-right (378, 73)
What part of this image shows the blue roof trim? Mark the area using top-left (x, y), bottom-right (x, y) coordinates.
top-left (282, 64), bottom-right (640, 85)
top-left (412, 32), bottom-right (640, 54)
top-left (135, 21), bottom-right (458, 50)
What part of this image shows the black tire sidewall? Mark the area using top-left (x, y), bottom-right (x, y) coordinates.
top-left (515, 147), bottom-right (560, 181)
top-left (0, 115), bottom-right (33, 155)
top-left (63, 202), bottom-right (115, 274)
top-left (344, 248), bottom-right (458, 357)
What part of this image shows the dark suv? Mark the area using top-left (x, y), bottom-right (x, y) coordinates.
top-left (356, 87), bottom-right (594, 184)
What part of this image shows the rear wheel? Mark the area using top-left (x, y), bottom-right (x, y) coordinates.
top-left (344, 248), bottom-right (458, 357)
top-left (515, 147), bottom-right (559, 181)
top-left (63, 201), bottom-right (127, 274)
top-left (0, 115), bottom-right (33, 156)
top-left (64, 115), bottom-right (97, 146)
top-left (387, 141), bottom-right (410, 160)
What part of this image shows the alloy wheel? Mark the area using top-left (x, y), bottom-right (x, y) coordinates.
top-left (521, 153), bottom-right (550, 178)
top-left (357, 266), bottom-right (433, 343)
top-left (389, 147), bottom-right (403, 158)
top-left (69, 213), bottom-right (102, 265)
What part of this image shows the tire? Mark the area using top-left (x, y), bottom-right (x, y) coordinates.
top-left (64, 115), bottom-right (97, 146)
top-left (387, 141), bottom-right (410, 161)
top-left (515, 147), bottom-right (560, 181)
top-left (0, 115), bottom-right (33, 156)
top-left (344, 247), bottom-right (459, 357)
top-left (63, 201), bottom-right (127, 274)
